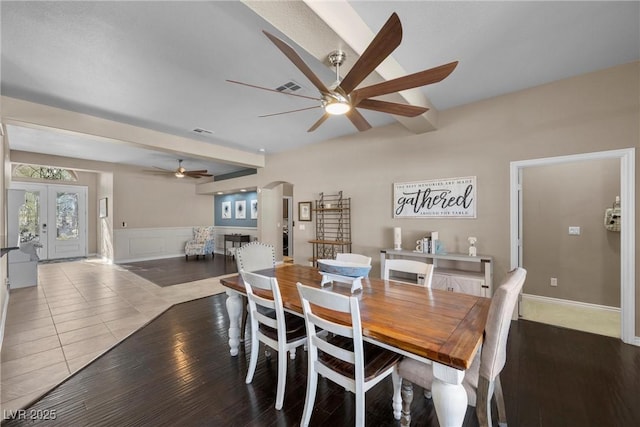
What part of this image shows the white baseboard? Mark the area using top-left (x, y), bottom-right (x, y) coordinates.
top-left (521, 293), bottom-right (620, 313)
top-left (116, 253), bottom-right (188, 264)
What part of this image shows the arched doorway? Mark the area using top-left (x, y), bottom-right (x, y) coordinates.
top-left (260, 181), bottom-right (294, 263)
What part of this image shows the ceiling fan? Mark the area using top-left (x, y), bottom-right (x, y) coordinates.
top-left (148, 159), bottom-right (212, 179)
top-left (227, 12), bottom-right (458, 132)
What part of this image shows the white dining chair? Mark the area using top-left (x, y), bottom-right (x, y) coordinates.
top-left (335, 253), bottom-right (372, 266)
top-left (383, 259), bottom-right (434, 287)
top-left (396, 267), bottom-right (527, 427)
top-left (241, 270), bottom-right (307, 410)
top-left (235, 242), bottom-right (276, 341)
top-left (236, 241), bottom-right (276, 272)
top-left (296, 283), bottom-right (403, 426)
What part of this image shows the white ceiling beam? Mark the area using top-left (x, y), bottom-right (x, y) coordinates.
top-left (1, 97), bottom-right (265, 169)
top-left (244, 0), bottom-right (438, 133)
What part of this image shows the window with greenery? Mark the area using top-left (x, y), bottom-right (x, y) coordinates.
top-left (13, 164), bottom-right (78, 181)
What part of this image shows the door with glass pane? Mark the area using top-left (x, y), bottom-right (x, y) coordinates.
top-left (47, 185), bottom-right (87, 259)
top-left (14, 185), bottom-right (47, 259)
top-left (11, 183), bottom-right (87, 260)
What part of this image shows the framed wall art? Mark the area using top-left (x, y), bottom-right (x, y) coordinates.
top-left (235, 200), bottom-right (246, 219)
top-left (298, 201), bottom-right (312, 221)
top-left (393, 176), bottom-right (476, 218)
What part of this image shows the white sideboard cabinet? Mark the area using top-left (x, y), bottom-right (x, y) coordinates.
top-left (380, 249), bottom-right (493, 297)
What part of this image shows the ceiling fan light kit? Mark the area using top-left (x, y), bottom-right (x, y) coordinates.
top-left (322, 93), bottom-right (351, 115)
top-left (147, 159), bottom-right (213, 179)
top-left (229, 13), bottom-right (458, 132)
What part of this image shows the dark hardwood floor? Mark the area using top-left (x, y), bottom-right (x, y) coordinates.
top-left (3, 293), bottom-right (639, 426)
top-left (119, 254), bottom-right (238, 287)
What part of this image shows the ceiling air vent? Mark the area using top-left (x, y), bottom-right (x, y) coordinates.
top-left (275, 81), bottom-right (302, 93)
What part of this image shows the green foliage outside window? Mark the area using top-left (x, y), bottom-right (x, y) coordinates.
top-left (13, 164), bottom-right (77, 181)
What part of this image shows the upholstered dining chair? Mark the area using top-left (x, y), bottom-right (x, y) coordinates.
top-left (296, 283), bottom-right (403, 426)
top-left (383, 259), bottom-right (434, 287)
top-left (184, 226), bottom-right (215, 260)
top-left (241, 270), bottom-right (307, 410)
top-left (396, 267), bottom-right (527, 427)
top-left (235, 242), bottom-right (276, 341)
top-left (335, 252), bottom-right (372, 266)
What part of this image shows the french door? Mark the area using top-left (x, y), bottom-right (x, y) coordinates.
top-left (11, 183), bottom-right (87, 260)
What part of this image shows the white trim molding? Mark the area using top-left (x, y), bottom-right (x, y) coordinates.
top-left (522, 293), bottom-right (620, 313)
top-left (510, 148), bottom-right (635, 345)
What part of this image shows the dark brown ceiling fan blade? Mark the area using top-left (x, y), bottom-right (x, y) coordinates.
top-left (144, 169), bottom-right (172, 175)
top-left (263, 31), bottom-right (329, 94)
top-left (338, 12), bottom-right (403, 95)
top-left (356, 99), bottom-right (428, 117)
top-left (346, 109), bottom-right (372, 132)
top-left (226, 80), bottom-right (320, 101)
top-left (259, 105), bottom-right (321, 118)
top-left (185, 173), bottom-right (213, 178)
top-left (183, 170), bottom-right (208, 174)
top-left (151, 166), bottom-right (173, 172)
top-left (351, 61), bottom-right (459, 101)
top-left (307, 113), bottom-right (330, 132)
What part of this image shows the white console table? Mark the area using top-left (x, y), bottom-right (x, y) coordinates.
top-left (380, 249), bottom-right (493, 297)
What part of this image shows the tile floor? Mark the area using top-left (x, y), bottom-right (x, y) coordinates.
top-left (520, 297), bottom-right (620, 338)
top-left (1, 258), bottom-right (228, 415)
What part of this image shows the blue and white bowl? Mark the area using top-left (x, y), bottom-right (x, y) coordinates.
top-left (317, 259), bottom-right (371, 278)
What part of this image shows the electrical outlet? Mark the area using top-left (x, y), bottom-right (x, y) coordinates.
top-left (568, 226), bottom-right (581, 235)
top-left (550, 277), bottom-right (558, 287)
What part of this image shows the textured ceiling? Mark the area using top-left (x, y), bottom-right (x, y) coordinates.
top-left (1, 1), bottom-right (638, 175)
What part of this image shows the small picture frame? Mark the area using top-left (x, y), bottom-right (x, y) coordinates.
top-left (299, 201), bottom-right (312, 222)
top-left (250, 199), bottom-right (258, 219)
top-left (222, 201), bottom-right (232, 219)
top-left (99, 198), bottom-right (108, 218)
top-left (235, 200), bottom-right (246, 219)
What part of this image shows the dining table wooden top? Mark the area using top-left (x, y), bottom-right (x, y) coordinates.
top-left (220, 264), bottom-right (491, 371)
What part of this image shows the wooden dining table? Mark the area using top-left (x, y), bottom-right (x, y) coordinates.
top-left (220, 264), bottom-right (491, 427)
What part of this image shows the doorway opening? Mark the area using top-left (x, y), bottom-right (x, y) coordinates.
top-left (283, 196), bottom-right (293, 261)
top-left (510, 148), bottom-right (635, 344)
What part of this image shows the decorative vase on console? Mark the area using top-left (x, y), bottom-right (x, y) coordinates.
top-left (468, 237), bottom-right (477, 257)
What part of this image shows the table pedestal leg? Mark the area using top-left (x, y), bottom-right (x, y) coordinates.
top-left (432, 362), bottom-right (468, 427)
top-left (226, 289), bottom-right (242, 356)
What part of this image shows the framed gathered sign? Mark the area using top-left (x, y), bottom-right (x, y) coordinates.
top-left (393, 176), bottom-right (476, 218)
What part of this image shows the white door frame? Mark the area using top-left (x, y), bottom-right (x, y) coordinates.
top-left (510, 148), bottom-right (635, 345)
top-left (284, 196), bottom-right (293, 257)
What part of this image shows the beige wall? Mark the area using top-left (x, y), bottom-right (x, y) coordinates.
top-left (113, 169), bottom-right (213, 229)
top-left (523, 159), bottom-right (621, 307)
top-left (257, 61), bottom-right (639, 329)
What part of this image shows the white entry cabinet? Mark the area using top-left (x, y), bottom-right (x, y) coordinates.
top-left (380, 249), bottom-right (493, 297)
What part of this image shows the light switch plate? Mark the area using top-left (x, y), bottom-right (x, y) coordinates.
top-left (568, 226), bottom-right (581, 235)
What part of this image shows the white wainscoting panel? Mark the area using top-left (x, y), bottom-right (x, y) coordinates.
top-left (114, 227), bottom-right (195, 263)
